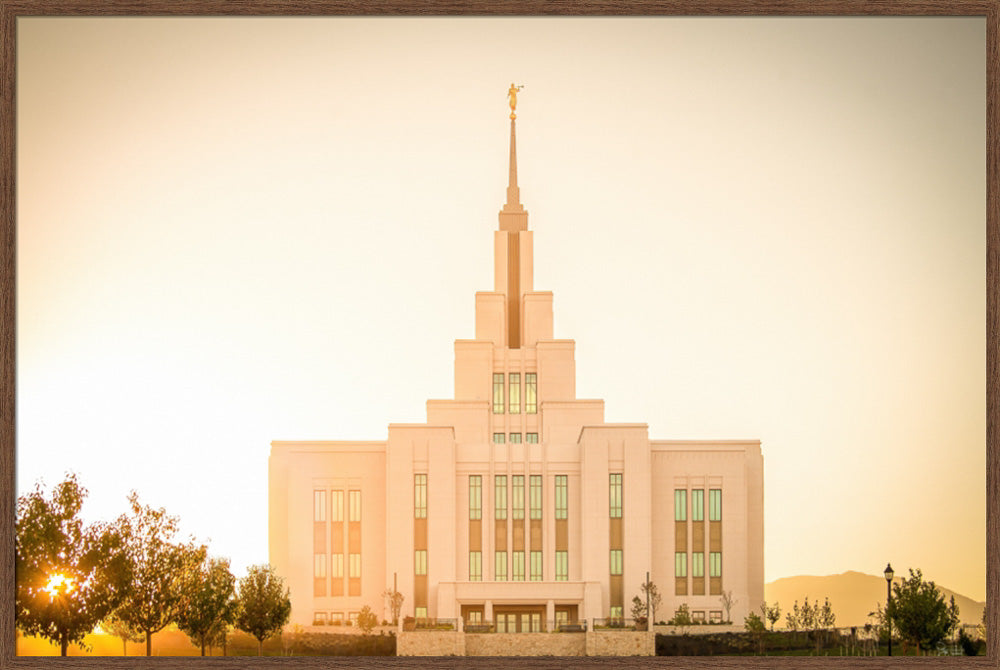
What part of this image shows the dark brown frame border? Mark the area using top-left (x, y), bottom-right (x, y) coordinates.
top-left (0, 2), bottom-right (996, 669)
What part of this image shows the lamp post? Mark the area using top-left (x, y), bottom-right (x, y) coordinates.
top-left (884, 563), bottom-right (894, 656)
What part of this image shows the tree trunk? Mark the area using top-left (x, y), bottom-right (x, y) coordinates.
top-left (201, 637), bottom-right (205, 656)
top-left (60, 635), bottom-right (68, 657)
top-left (258, 638), bottom-right (263, 656)
top-left (146, 630), bottom-right (152, 656)
top-left (122, 637), bottom-right (127, 656)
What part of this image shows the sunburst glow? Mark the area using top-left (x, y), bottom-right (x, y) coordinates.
top-left (43, 573), bottom-right (74, 600)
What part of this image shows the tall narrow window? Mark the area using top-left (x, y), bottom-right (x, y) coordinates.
top-left (674, 489), bottom-right (687, 521)
top-left (692, 489), bottom-right (704, 521)
top-left (469, 551), bottom-right (482, 581)
top-left (469, 476), bottom-right (482, 520)
top-left (609, 474), bottom-right (622, 518)
top-left (414, 550), bottom-right (427, 576)
top-left (415, 606), bottom-right (427, 619)
top-left (610, 549), bottom-right (623, 575)
top-left (512, 475), bottom-right (525, 520)
top-left (331, 554), bottom-right (344, 578)
top-left (525, 373), bottom-right (537, 413)
top-left (675, 552), bottom-right (687, 577)
top-left (509, 373), bottom-right (521, 414)
top-left (331, 491), bottom-right (344, 522)
top-left (509, 433), bottom-right (522, 443)
top-left (526, 432), bottom-right (539, 443)
top-left (314, 554), bottom-right (326, 578)
top-left (692, 552), bottom-right (705, 578)
top-left (495, 551), bottom-right (507, 581)
top-left (555, 551), bottom-right (568, 581)
top-left (512, 551), bottom-right (525, 580)
top-left (709, 552), bottom-right (722, 577)
top-left (529, 475), bottom-right (542, 520)
top-left (314, 490), bottom-right (326, 522)
top-left (414, 474), bottom-right (427, 518)
top-left (349, 553), bottom-right (361, 578)
top-left (493, 432), bottom-right (506, 444)
top-left (530, 551), bottom-right (542, 581)
top-left (495, 476), bottom-right (507, 519)
top-left (709, 489), bottom-right (722, 521)
top-left (492, 373), bottom-right (504, 414)
top-left (554, 475), bottom-right (568, 519)
top-left (348, 490), bottom-right (361, 522)
top-left (610, 606), bottom-right (623, 620)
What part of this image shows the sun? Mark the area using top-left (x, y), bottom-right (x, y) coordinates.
top-left (43, 573), bottom-right (74, 600)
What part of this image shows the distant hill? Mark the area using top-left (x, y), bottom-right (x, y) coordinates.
top-left (765, 571), bottom-right (984, 628)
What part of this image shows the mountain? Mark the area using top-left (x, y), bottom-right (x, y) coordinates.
top-left (764, 571), bottom-right (984, 628)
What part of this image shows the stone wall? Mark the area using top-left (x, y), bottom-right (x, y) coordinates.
top-left (465, 633), bottom-right (586, 656)
top-left (585, 630), bottom-right (655, 656)
top-left (396, 631), bottom-right (465, 656)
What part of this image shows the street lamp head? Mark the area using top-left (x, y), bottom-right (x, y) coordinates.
top-left (884, 563), bottom-right (894, 583)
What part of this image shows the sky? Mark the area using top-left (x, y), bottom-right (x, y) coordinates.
top-left (16, 16), bottom-right (987, 601)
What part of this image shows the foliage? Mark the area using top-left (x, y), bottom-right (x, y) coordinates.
top-left (743, 612), bottom-right (766, 654)
top-left (639, 580), bottom-right (662, 623)
top-left (669, 603), bottom-right (693, 634)
top-left (235, 564), bottom-right (292, 655)
top-left (630, 596), bottom-right (647, 626)
top-left (720, 590), bottom-right (736, 623)
top-left (176, 556), bottom-right (237, 656)
top-left (101, 610), bottom-right (144, 656)
top-left (357, 605), bottom-right (379, 634)
top-left (958, 628), bottom-right (980, 656)
top-left (785, 601), bottom-right (799, 632)
top-left (818, 597), bottom-right (836, 628)
top-left (887, 568), bottom-right (960, 654)
top-left (115, 492), bottom-right (206, 656)
top-left (15, 473), bottom-right (132, 656)
top-left (978, 605), bottom-right (987, 643)
top-left (382, 588), bottom-right (404, 625)
top-left (759, 601), bottom-right (781, 631)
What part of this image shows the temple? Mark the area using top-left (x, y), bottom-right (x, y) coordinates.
top-left (268, 92), bottom-right (764, 648)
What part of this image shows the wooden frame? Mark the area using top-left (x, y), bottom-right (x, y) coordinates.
top-left (0, 2), bottom-right (996, 668)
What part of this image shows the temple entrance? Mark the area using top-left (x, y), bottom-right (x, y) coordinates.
top-left (493, 605), bottom-right (546, 632)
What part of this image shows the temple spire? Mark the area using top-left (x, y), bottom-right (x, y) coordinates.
top-left (500, 83), bottom-right (526, 223)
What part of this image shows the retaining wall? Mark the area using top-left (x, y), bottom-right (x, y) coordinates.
top-left (396, 631), bottom-right (465, 656)
top-left (465, 633), bottom-right (586, 656)
top-left (586, 630), bottom-right (655, 656)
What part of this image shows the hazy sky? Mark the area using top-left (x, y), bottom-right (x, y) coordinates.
top-left (16, 17), bottom-right (986, 601)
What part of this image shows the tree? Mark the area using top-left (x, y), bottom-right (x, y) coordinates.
top-left (357, 605), bottom-right (379, 634)
top-left (115, 492), bottom-right (206, 656)
top-left (887, 568), bottom-right (960, 655)
top-left (759, 601), bottom-right (781, 631)
top-left (15, 474), bottom-right (132, 656)
top-left (785, 601), bottom-right (799, 635)
top-left (639, 580), bottom-right (662, 623)
top-left (382, 588), bottom-right (404, 625)
top-left (744, 611), bottom-right (766, 654)
top-left (176, 556), bottom-right (237, 656)
top-left (235, 564), bottom-right (291, 656)
top-left (720, 590), bottom-right (736, 623)
top-left (101, 610), bottom-right (144, 656)
top-left (669, 603), bottom-right (693, 634)
top-left (630, 596), bottom-right (647, 628)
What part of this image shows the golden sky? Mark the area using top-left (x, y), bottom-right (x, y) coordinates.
top-left (16, 17), bottom-right (987, 601)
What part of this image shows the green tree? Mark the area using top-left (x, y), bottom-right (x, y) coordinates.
top-left (235, 564), bottom-right (292, 656)
top-left (639, 580), bottom-right (662, 623)
top-left (116, 492), bottom-right (206, 656)
top-left (357, 605), bottom-right (379, 634)
top-left (759, 601), bottom-right (781, 631)
top-left (744, 611), bottom-right (766, 654)
top-left (630, 595), bottom-right (647, 627)
top-left (15, 474), bottom-right (131, 656)
top-left (785, 601), bottom-right (799, 636)
top-left (101, 610), bottom-right (144, 656)
top-left (887, 568), bottom-right (960, 655)
top-left (176, 556), bottom-right (237, 656)
top-left (669, 603), bottom-right (693, 634)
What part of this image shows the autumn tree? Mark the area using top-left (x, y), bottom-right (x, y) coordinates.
top-left (639, 580), bottom-right (663, 623)
top-left (235, 564), bottom-right (292, 656)
top-left (176, 556), bottom-right (237, 656)
top-left (116, 492), bottom-right (206, 656)
top-left (382, 588), bottom-right (404, 626)
top-left (888, 568), bottom-right (960, 655)
top-left (101, 610), bottom-right (144, 656)
top-left (15, 474), bottom-right (131, 656)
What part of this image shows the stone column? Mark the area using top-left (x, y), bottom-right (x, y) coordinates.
top-left (546, 599), bottom-right (555, 629)
top-left (485, 600), bottom-right (494, 622)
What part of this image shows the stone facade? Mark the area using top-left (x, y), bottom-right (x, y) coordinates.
top-left (398, 630), bottom-right (652, 657)
top-left (465, 632), bottom-right (586, 656)
top-left (585, 631), bottom-right (655, 656)
top-left (396, 631), bottom-right (465, 657)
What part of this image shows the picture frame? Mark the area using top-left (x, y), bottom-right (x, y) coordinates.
top-left (1, 2), bottom-right (996, 669)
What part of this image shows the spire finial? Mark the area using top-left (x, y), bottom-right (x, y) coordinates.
top-left (507, 83), bottom-right (523, 120)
